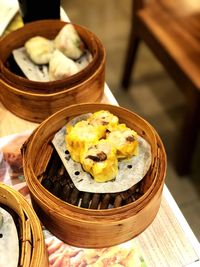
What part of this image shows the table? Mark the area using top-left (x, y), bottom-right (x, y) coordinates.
top-left (0, 8), bottom-right (200, 267)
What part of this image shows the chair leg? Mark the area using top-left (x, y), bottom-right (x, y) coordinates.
top-left (121, 31), bottom-right (141, 90)
top-left (175, 91), bottom-right (200, 175)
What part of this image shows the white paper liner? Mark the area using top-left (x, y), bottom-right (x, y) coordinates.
top-left (52, 124), bottom-right (151, 193)
top-left (12, 47), bottom-right (49, 82)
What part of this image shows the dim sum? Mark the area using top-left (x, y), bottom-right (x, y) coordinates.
top-left (25, 36), bottom-right (55, 64)
top-left (106, 124), bottom-right (138, 159)
top-left (49, 50), bottom-right (79, 81)
top-left (55, 24), bottom-right (85, 60)
top-left (81, 139), bottom-right (118, 183)
top-left (87, 110), bottom-right (119, 136)
top-left (65, 120), bottom-right (101, 162)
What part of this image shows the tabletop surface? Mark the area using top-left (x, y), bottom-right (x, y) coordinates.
top-left (0, 7), bottom-right (200, 267)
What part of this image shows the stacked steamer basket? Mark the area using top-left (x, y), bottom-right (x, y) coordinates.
top-left (0, 183), bottom-right (48, 266)
top-left (22, 103), bottom-right (167, 248)
top-left (0, 20), bottom-right (105, 122)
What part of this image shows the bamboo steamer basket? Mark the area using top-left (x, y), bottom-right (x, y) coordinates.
top-left (0, 183), bottom-right (48, 267)
top-left (0, 20), bottom-right (105, 122)
top-left (22, 103), bottom-right (167, 248)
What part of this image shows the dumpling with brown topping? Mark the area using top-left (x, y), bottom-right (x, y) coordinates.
top-left (65, 120), bottom-right (102, 162)
top-left (87, 110), bottom-right (119, 137)
top-left (81, 139), bottom-right (118, 183)
top-left (106, 124), bottom-right (138, 159)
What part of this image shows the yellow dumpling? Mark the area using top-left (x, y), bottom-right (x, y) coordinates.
top-left (87, 110), bottom-right (119, 136)
top-left (81, 139), bottom-right (118, 183)
top-left (66, 116), bottom-right (105, 138)
top-left (65, 120), bottom-right (101, 162)
top-left (106, 124), bottom-right (138, 159)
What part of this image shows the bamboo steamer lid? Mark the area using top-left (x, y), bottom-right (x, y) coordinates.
top-left (0, 183), bottom-right (48, 267)
top-left (0, 20), bottom-right (105, 122)
top-left (22, 103), bottom-right (167, 248)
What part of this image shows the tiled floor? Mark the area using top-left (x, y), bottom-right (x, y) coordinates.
top-left (61, 0), bottom-right (200, 241)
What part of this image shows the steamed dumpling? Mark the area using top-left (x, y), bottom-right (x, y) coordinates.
top-left (106, 124), bottom-right (138, 159)
top-left (81, 139), bottom-right (118, 183)
top-left (25, 36), bottom-right (55, 64)
top-left (65, 120), bottom-right (101, 162)
top-left (49, 50), bottom-right (79, 81)
top-left (87, 110), bottom-right (119, 135)
top-left (55, 24), bottom-right (84, 59)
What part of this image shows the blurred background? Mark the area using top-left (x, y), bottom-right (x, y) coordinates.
top-left (61, 0), bottom-right (200, 240)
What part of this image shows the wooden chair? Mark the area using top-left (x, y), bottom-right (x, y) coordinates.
top-left (121, 0), bottom-right (200, 175)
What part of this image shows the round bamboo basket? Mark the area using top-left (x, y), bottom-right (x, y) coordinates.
top-left (0, 183), bottom-right (48, 266)
top-left (22, 103), bottom-right (167, 248)
top-left (0, 20), bottom-right (105, 122)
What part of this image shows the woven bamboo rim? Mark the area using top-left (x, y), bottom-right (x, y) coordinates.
top-left (0, 183), bottom-right (48, 267)
top-left (22, 103), bottom-right (167, 248)
top-left (0, 20), bottom-right (105, 122)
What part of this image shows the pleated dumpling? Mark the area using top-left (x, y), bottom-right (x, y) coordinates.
top-left (25, 36), bottom-right (55, 65)
top-left (81, 139), bottom-right (118, 183)
top-left (55, 24), bottom-right (85, 60)
top-left (87, 110), bottom-right (119, 136)
top-left (48, 50), bottom-right (79, 81)
top-left (106, 123), bottom-right (138, 159)
top-left (65, 120), bottom-right (101, 162)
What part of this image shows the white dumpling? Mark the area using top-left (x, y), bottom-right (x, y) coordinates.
top-left (25, 36), bottom-right (55, 65)
top-left (55, 24), bottom-right (84, 60)
top-left (49, 50), bottom-right (79, 81)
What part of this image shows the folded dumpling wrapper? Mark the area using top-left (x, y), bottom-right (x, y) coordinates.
top-left (52, 114), bottom-right (152, 193)
top-left (55, 24), bottom-right (85, 60)
top-left (49, 50), bottom-right (79, 81)
top-left (0, 207), bottom-right (19, 267)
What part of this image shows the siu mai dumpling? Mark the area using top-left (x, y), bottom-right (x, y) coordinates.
top-left (106, 124), bottom-right (138, 159)
top-left (65, 120), bottom-right (101, 162)
top-left (81, 139), bottom-right (118, 183)
top-left (49, 50), bottom-right (79, 81)
top-left (87, 110), bottom-right (119, 136)
top-left (55, 24), bottom-right (84, 60)
top-left (25, 36), bottom-right (55, 64)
